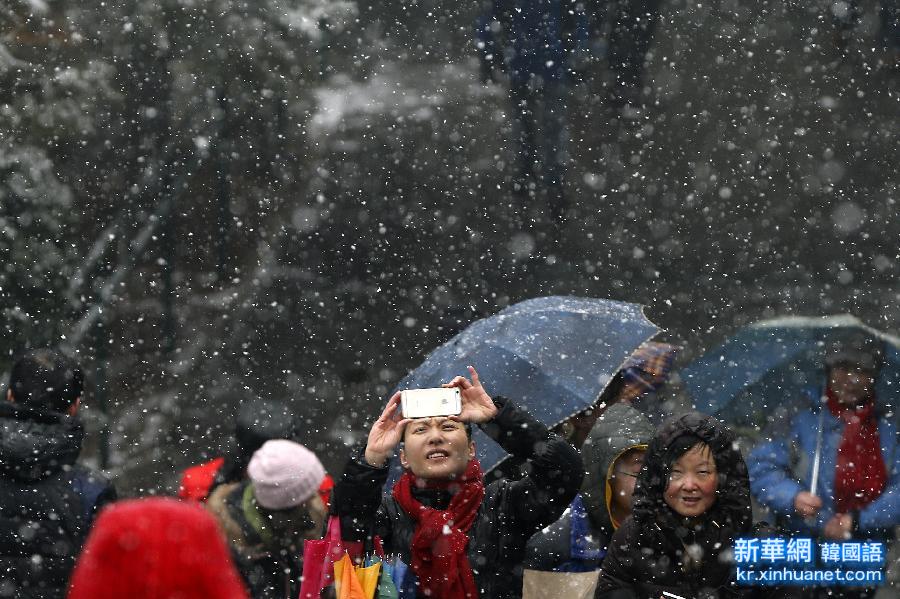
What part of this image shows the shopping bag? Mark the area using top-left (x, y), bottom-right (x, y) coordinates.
top-left (298, 517), bottom-right (364, 599)
top-left (521, 568), bottom-right (600, 599)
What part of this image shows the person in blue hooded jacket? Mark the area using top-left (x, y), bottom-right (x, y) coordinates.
top-left (749, 332), bottom-right (900, 598)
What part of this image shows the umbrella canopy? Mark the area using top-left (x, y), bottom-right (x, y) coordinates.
top-left (392, 296), bottom-right (660, 471)
top-left (680, 314), bottom-right (900, 438)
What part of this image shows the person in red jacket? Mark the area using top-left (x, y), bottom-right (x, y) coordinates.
top-left (178, 397), bottom-right (334, 506)
top-left (67, 497), bottom-right (249, 599)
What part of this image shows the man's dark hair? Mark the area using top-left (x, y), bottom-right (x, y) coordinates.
top-left (402, 418), bottom-right (473, 442)
top-left (8, 348), bottom-right (84, 414)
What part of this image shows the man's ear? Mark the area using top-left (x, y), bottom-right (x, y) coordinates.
top-left (399, 448), bottom-right (409, 470)
top-left (5, 389), bottom-right (13, 403)
top-left (468, 440), bottom-right (476, 460)
top-left (67, 397), bottom-right (81, 417)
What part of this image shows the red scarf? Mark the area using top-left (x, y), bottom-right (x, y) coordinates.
top-left (826, 387), bottom-right (887, 513)
top-left (392, 459), bottom-right (485, 599)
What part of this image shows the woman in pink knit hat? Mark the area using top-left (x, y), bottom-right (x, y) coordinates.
top-left (206, 439), bottom-right (327, 599)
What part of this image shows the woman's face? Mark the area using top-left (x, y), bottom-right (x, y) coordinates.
top-left (664, 443), bottom-right (718, 518)
top-left (828, 366), bottom-right (876, 406)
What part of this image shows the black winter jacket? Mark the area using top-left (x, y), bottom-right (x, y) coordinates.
top-left (0, 402), bottom-right (116, 599)
top-left (595, 411), bottom-right (753, 599)
top-left (332, 396), bottom-right (583, 599)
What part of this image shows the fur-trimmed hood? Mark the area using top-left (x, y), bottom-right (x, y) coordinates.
top-left (632, 411), bottom-right (752, 554)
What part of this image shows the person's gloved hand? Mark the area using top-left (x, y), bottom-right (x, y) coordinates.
top-left (364, 392), bottom-right (410, 468)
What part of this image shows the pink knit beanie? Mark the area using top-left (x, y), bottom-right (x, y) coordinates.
top-left (247, 439), bottom-right (326, 510)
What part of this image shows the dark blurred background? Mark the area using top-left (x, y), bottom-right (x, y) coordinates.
top-left (1, 0), bottom-right (897, 493)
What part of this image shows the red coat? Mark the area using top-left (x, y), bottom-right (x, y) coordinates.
top-left (67, 497), bottom-right (249, 599)
top-left (178, 457), bottom-right (226, 501)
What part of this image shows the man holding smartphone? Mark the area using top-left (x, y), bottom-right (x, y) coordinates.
top-left (331, 366), bottom-right (583, 599)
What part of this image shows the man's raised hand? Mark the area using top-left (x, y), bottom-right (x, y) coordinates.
top-left (444, 366), bottom-right (498, 424)
top-left (364, 392), bottom-right (410, 468)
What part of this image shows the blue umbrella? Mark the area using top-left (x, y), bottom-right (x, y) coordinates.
top-left (681, 314), bottom-right (900, 438)
top-left (391, 296), bottom-right (660, 471)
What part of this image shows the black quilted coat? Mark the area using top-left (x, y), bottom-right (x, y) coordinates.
top-left (595, 411), bottom-right (753, 599)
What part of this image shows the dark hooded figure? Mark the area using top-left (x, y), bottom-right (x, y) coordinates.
top-left (526, 403), bottom-right (654, 571)
top-left (595, 411), bottom-right (753, 599)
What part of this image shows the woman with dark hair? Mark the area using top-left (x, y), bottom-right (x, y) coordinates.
top-left (595, 411), bottom-right (753, 599)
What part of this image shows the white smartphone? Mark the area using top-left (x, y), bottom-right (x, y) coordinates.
top-left (400, 388), bottom-right (462, 419)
